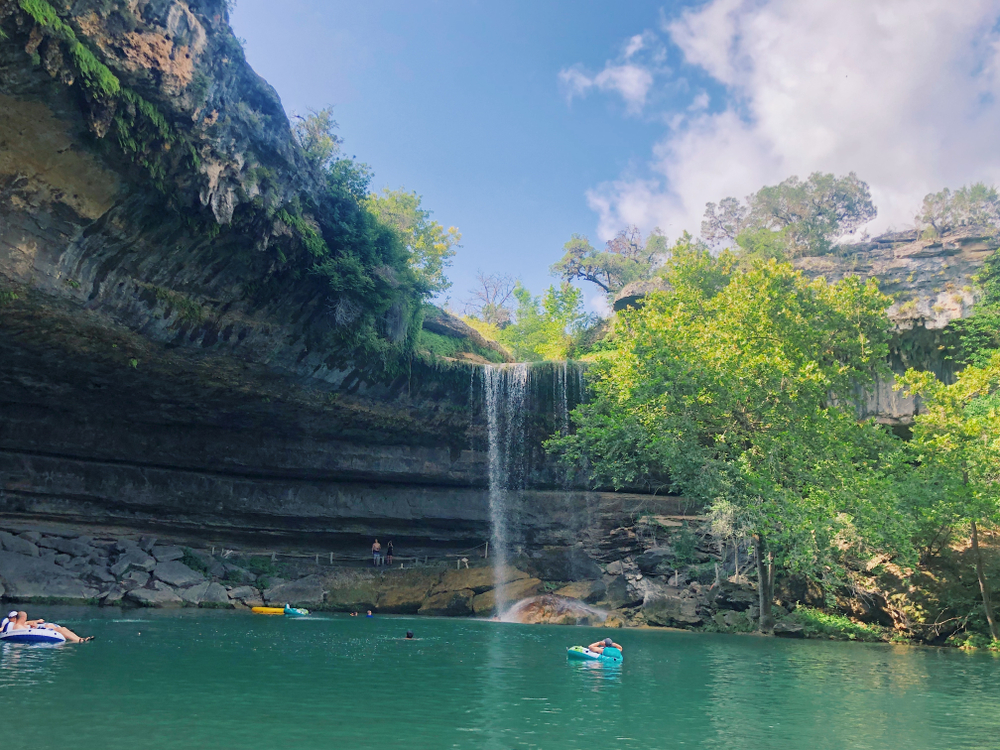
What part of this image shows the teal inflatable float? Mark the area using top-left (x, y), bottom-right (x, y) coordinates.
top-left (567, 646), bottom-right (622, 663)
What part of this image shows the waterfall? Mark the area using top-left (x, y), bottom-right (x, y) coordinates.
top-left (483, 363), bottom-right (528, 614)
top-left (481, 360), bottom-right (588, 614)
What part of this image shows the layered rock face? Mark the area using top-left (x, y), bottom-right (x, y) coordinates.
top-left (0, 0), bottom-right (524, 548)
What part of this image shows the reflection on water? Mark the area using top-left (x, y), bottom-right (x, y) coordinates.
top-left (0, 641), bottom-right (74, 687)
top-left (1, 606), bottom-right (998, 750)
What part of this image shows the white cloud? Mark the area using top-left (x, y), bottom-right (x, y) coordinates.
top-left (623, 33), bottom-right (646, 59)
top-left (583, 0), bottom-right (1000, 241)
top-left (559, 63), bottom-right (655, 114)
top-left (559, 32), bottom-right (665, 115)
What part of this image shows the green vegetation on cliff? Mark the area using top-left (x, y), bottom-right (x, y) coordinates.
top-left (0, 3), bottom-right (473, 376)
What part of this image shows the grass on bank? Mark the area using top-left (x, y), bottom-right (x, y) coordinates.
top-left (789, 607), bottom-right (892, 642)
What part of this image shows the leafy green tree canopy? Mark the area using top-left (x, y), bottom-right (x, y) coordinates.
top-left (549, 255), bottom-right (906, 630)
top-left (897, 352), bottom-right (1000, 640)
top-left (293, 107), bottom-right (345, 171)
top-left (551, 225), bottom-right (667, 295)
top-left (494, 282), bottom-right (595, 361)
top-left (363, 189), bottom-right (461, 294)
top-left (916, 183), bottom-right (1000, 235)
top-left (702, 172), bottom-right (876, 258)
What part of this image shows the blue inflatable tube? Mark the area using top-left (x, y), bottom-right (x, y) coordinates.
top-left (1, 628), bottom-right (67, 645)
top-left (567, 646), bottom-right (622, 663)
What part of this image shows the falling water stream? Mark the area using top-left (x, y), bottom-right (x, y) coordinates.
top-left (482, 363), bottom-right (528, 613)
top-left (481, 361), bottom-right (586, 614)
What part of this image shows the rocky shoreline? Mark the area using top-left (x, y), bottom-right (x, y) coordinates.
top-left (0, 522), bottom-right (793, 636)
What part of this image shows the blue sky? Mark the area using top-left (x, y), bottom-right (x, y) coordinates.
top-left (232, 0), bottom-right (1000, 313)
top-left (230, 0), bottom-right (713, 311)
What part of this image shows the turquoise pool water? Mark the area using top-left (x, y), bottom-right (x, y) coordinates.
top-left (1, 606), bottom-right (997, 749)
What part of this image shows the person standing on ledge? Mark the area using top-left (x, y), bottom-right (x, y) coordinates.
top-left (386, 540), bottom-right (394, 566)
top-left (371, 538), bottom-right (382, 567)
top-left (588, 638), bottom-right (622, 655)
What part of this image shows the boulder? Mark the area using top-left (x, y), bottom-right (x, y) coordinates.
top-left (181, 582), bottom-right (232, 608)
top-left (126, 582), bottom-right (183, 607)
top-left (64, 560), bottom-right (90, 575)
top-left (642, 587), bottom-right (703, 627)
top-left (0, 531), bottom-right (39, 557)
top-left (605, 561), bottom-right (624, 576)
top-left (151, 546), bottom-right (185, 563)
top-left (227, 585), bottom-right (263, 606)
top-left (712, 610), bottom-right (751, 630)
top-left (503, 594), bottom-right (606, 625)
top-left (603, 612), bottom-right (626, 628)
top-left (54, 554), bottom-right (72, 567)
top-left (710, 582), bottom-right (757, 612)
top-left (0, 550), bottom-right (99, 603)
top-left (602, 575), bottom-right (644, 608)
top-left (527, 548), bottom-right (602, 582)
top-left (110, 548), bottom-right (157, 577)
top-left (432, 566), bottom-right (527, 595)
top-left (99, 586), bottom-right (126, 606)
top-left (773, 621), bottom-right (805, 638)
top-left (264, 576), bottom-right (326, 607)
top-left (636, 547), bottom-right (675, 576)
top-left (138, 536), bottom-right (158, 553)
top-left (376, 570), bottom-right (439, 613)
top-left (45, 537), bottom-right (93, 558)
top-left (122, 570), bottom-right (150, 588)
top-left (471, 577), bottom-right (542, 615)
top-left (552, 579), bottom-right (606, 604)
top-left (18, 532), bottom-right (42, 543)
top-left (84, 566), bottom-right (116, 584)
top-left (418, 589), bottom-right (474, 617)
top-left (152, 561), bottom-right (204, 588)
top-left (321, 577), bottom-right (378, 612)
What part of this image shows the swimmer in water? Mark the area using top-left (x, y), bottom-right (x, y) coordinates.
top-left (405, 631), bottom-right (414, 640)
top-left (587, 637), bottom-right (622, 655)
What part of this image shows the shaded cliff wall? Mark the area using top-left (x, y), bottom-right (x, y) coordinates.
top-left (0, 1), bottom-right (635, 549)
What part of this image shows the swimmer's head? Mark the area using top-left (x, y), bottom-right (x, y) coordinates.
top-left (604, 638), bottom-right (613, 647)
top-left (406, 631), bottom-right (413, 639)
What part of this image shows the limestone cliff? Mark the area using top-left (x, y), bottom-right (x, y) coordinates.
top-left (0, 0), bottom-right (527, 548)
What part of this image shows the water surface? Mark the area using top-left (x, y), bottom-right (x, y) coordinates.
top-left (1, 607), bottom-right (997, 749)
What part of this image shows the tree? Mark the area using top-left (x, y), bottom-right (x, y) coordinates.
top-left (495, 283), bottom-right (595, 361)
top-left (897, 352), bottom-right (1000, 641)
top-left (916, 183), bottom-right (1000, 235)
top-left (549, 256), bottom-right (906, 632)
top-left (551, 225), bottom-right (666, 295)
top-left (363, 189), bottom-right (461, 294)
top-left (702, 172), bottom-right (876, 257)
top-left (293, 107), bottom-right (344, 171)
top-left (465, 272), bottom-right (516, 328)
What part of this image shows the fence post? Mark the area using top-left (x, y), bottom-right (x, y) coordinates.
top-left (485, 541), bottom-right (488, 559)
top-left (330, 552), bottom-right (333, 564)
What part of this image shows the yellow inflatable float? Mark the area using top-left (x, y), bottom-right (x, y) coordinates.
top-left (252, 605), bottom-right (310, 617)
